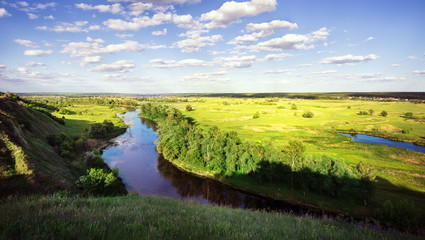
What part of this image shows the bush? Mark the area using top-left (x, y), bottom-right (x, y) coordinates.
top-left (75, 168), bottom-right (126, 196)
top-left (253, 111), bottom-right (260, 119)
top-left (89, 123), bottom-right (106, 138)
top-left (368, 109), bottom-right (374, 115)
top-left (102, 120), bottom-right (114, 132)
top-left (404, 112), bottom-right (414, 119)
top-left (302, 111), bottom-right (314, 118)
top-left (185, 105), bottom-right (193, 111)
top-left (357, 111), bottom-right (368, 115)
top-left (380, 110), bottom-right (388, 117)
top-left (291, 103), bottom-right (297, 110)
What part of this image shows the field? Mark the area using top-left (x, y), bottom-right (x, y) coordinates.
top-left (0, 194), bottom-right (420, 240)
top-left (147, 97), bottom-right (425, 219)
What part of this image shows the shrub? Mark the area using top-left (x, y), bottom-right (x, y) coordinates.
top-left (89, 123), bottom-right (106, 138)
top-left (253, 111), bottom-right (260, 119)
top-left (404, 112), bottom-right (414, 119)
top-left (75, 168), bottom-right (126, 196)
top-left (368, 109), bottom-right (374, 115)
top-left (291, 103), bottom-right (297, 110)
top-left (357, 111), bottom-right (368, 115)
top-left (380, 110), bottom-right (388, 117)
top-left (102, 120), bottom-right (114, 132)
top-left (185, 105), bottom-right (193, 111)
top-left (302, 111), bottom-right (314, 118)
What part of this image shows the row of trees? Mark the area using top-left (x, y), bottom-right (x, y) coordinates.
top-left (140, 103), bottom-right (375, 202)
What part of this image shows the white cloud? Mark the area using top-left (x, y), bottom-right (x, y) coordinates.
top-left (320, 54), bottom-right (378, 64)
top-left (314, 70), bottom-right (337, 74)
top-left (61, 40), bottom-right (145, 57)
top-left (36, 21), bottom-right (100, 33)
top-left (23, 61), bottom-right (46, 67)
top-left (17, 2), bottom-right (29, 7)
top-left (214, 55), bottom-right (256, 68)
top-left (103, 73), bottom-right (151, 82)
top-left (75, 3), bottom-right (124, 14)
top-left (89, 60), bottom-right (135, 72)
top-left (152, 28), bottom-right (167, 36)
top-left (35, 2), bottom-right (56, 10)
top-left (176, 29), bottom-right (223, 52)
top-left (201, 0), bottom-right (277, 29)
top-left (14, 39), bottom-right (38, 48)
top-left (86, 37), bottom-right (105, 43)
top-left (103, 12), bottom-right (172, 31)
top-left (246, 19), bottom-right (297, 34)
top-left (263, 53), bottom-right (292, 61)
top-left (44, 15), bottom-right (54, 20)
top-left (407, 56), bottom-right (416, 60)
top-left (27, 13), bottom-right (38, 19)
top-left (127, 2), bottom-right (153, 16)
top-left (173, 14), bottom-right (198, 29)
top-left (150, 58), bottom-right (209, 68)
top-left (24, 49), bottom-right (53, 56)
top-left (0, 8), bottom-right (11, 17)
top-left (265, 69), bottom-right (293, 74)
top-left (80, 56), bottom-right (103, 66)
top-left (240, 27), bottom-right (330, 52)
top-left (410, 70), bottom-right (425, 76)
top-left (365, 36), bottom-right (374, 41)
top-left (390, 64), bottom-right (400, 68)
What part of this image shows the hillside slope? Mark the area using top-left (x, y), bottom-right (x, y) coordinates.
top-left (0, 94), bottom-right (77, 195)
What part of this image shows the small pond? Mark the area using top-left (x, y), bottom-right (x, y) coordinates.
top-left (338, 133), bottom-right (425, 153)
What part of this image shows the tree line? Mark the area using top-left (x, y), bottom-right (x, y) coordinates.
top-left (140, 103), bottom-right (375, 203)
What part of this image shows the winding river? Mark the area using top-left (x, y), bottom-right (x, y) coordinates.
top-left (101, 110), bottom-right (313, 214)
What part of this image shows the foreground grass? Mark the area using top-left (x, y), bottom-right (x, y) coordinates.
top-left (0, 194), bottom-right (419, 240)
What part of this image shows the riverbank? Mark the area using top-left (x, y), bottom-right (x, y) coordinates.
top-left (1, 194), bottom-right (420, 240)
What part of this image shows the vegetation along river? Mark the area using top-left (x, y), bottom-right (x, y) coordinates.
top-left (102, 110), bottom-right (317, 215)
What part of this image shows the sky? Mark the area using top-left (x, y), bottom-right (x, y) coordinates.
top-left (0, 0), bottom-right (424, 94)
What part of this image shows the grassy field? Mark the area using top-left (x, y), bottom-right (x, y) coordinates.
top-left (147, 97), bottom-right (425, 220)
top-left (0, 194), bottom-right (420, 240)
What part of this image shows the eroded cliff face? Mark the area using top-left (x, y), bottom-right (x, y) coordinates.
top-left (0, 94), bottom-right (75, 195)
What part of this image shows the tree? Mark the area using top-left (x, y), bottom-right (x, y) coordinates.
top-left (291, 103), bottom-right (297, 110)
top-left (89, 123), bottom-right (106, 139)
top-left (356, 162), bottom-right (376, 206)
top-left (102, 120), bottom-right (114, 132)
top-left (368, 109), bottom-right (374, 115)
top-left (404, 112), bottom-right (414, 119)
top-left (284, 140), bottom-right (305, 191)
top-left (302, 111), bottom-right (314, 118)
top-left (186, 105), bottom-right (193, 111)
top-left (380, 110), bottom-right (388, 117)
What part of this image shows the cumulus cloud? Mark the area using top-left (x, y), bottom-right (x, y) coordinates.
top-left (152, 28), bottom-right (167, 36)
top-left (89, 60), bottom-right (135, 72)
top-left (103, 12), bottom-right (172, 31)
top-left (173, 14), bottom-right (198, 29)
top-left (176, 29), bottom-right (223, 52)
top-left (14, 39), bottom-right (38, 48)
top-left (44, 15), bottom-right (54, 20)
top-left (247, 20), bottom-right (297, 32)
top-left (36, 21), bottom-right (100, 33)
top-left (320, 54), bottom-right (378, 64)
top-left (239, 27), bottom-right (330, 52)
top-left (24, 49), bottom-right (53, 56)
top-left (201, 0), bottom-right (277, 29)
top-left (150, 58), bottom-right (209, 68)
top-left (116, 33), bottom-right (134, 38)
top-left (365, 36), bottom-right (374, 42)
top-left (127, 2), bottom-right (153, 16)
top-left (0, 8), bottom-right (11, 17)
top-left (61, 40), bottom-right (145, 57)
top-left (80, 56), bottom-right (103, 66)
top-left (76, 3), bottom-right (124, 14)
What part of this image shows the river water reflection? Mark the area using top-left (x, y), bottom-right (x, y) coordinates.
top-left (102, 110), bottom-right (311, 213)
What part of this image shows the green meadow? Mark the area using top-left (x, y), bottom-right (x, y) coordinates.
top-left (148, 97), bottom-right (425, 219)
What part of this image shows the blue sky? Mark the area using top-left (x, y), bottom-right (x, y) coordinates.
top-left (0, 0), bottom-right (424, 93)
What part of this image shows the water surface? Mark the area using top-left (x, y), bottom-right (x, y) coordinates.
top-left (338, 133), bottom-right (425, 153)
top-left (102, 110), bottom-right (314, 214)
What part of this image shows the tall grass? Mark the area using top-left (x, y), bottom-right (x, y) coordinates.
top-left (0, 194), bottom-right (420, 240)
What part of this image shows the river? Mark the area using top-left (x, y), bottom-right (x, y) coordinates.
top-left (101, 110), bottom-right (315, 214)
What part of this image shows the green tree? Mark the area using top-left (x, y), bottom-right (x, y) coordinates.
top-left (102, 120), bottom-right (114, 132)
top-left (89, 123), bottom-right (106, 139)
top-left (368, 109), bottom-right (374, 115)
top-left (380, 110), bottom-right (388, 117)
top-left (186, 105), bottom-right (193, 111)
top-left (356, 162), bottom-right (376, 206)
